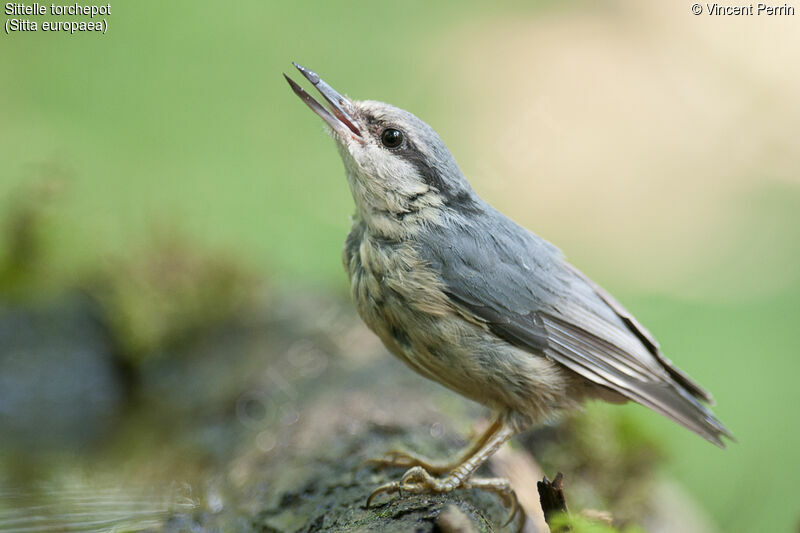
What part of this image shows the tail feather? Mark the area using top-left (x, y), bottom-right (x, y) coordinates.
top-left (629, 380), bottom-right (733, 447)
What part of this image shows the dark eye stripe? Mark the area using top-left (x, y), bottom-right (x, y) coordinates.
top-left (396, 141), bottom-right (449, 194)
top-left (397, 140), bottom-right (480, 211)
top-left (363, 115), bottom-right (479, 209)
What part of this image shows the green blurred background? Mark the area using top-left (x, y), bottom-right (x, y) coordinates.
top-left (1, 1), bottom-right (799, 531)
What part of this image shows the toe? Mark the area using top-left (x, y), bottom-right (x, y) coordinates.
top-left (366, 481), bottom-right (400, 507)
top-left (400, 466), bottom-right (431, 484)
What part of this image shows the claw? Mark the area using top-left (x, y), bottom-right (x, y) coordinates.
top-left (501, 489), bottom-right (520, 528)
top-left (497, 485), bottom-right (520, 527)
top-left (366, 480), bottom-right (401, 507)
top-left (463, 477), bottom-right (523, 531)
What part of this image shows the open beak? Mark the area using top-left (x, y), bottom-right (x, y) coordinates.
top-left (284, 62), bottom-right (362, 139)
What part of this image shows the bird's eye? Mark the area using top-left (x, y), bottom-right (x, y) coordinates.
top-left (381, 128), bottom-right (404, 149)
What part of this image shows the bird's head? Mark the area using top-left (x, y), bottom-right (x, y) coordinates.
top-left (285, 63), bottom-right (476, 236)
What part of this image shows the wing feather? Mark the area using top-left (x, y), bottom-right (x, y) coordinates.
top-left (564, 262), bottom-right (715, 404)
top-left (419, 206), bottom-right (732, 446)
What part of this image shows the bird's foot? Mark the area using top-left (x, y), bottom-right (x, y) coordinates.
top-left (366, 466), bottom-right (522, 530)
top-left (366, 466), bottom-right (458, 505)
top-left (366, 449), bottom-right (452, 475)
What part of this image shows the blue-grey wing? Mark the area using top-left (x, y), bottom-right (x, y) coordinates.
top-left (418, 206), bottom-right (731, 446)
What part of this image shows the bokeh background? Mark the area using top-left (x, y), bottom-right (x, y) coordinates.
top-left (1, 1), bottom-right (799, 532)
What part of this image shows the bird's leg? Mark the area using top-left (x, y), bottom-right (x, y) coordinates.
top-left (367, 418), bottom-right (502, 475)
top-left (367, 419), bottom-right (521, 526)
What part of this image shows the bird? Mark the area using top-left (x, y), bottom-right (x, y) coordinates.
top-left (283, 62), bottom-right (732, 526)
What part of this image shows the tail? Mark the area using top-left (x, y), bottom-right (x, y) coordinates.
top-left (633, 379), bottom-right (734, 448)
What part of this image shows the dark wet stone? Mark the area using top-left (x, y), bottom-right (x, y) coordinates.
top-left (0, 292), bottom-right (126, 451)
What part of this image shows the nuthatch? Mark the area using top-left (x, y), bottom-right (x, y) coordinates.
top-left (284, 62), bottom-right (732, 526)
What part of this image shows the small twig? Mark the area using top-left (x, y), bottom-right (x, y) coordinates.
top-left (537, 472), bottom-right (568, 530)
